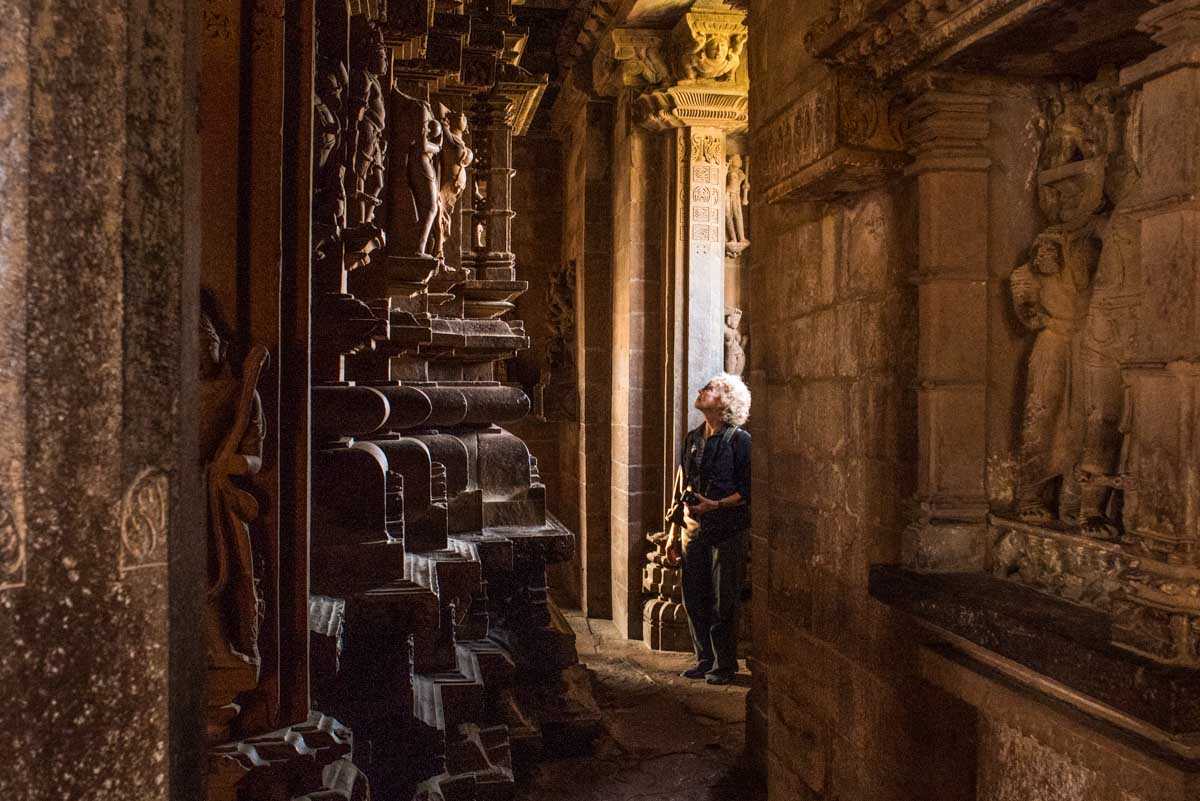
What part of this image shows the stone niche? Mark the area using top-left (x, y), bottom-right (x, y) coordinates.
top-left (765, 0), bottom-right (1200, 794)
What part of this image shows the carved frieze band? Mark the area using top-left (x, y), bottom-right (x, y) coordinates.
top-left (805, 0), bottom-right (1058, 80)
top-left (992, 515), bottom-right (1200, 664)
top-left (688, 134), bottom-right (725, 258)
top-left (758, 71), bottom-right (904, 203)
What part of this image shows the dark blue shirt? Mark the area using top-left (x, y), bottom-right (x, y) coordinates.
top-left (681, 423), bottom-right (751, 537)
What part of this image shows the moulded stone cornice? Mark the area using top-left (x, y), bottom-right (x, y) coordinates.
top-left (636, 83), bottom-right (748, 131)
top-left (493, 68), bottom-right (549, 136)
top-left (1122, 0), bottom-right (1200, 86)
top-left (556, 0), bottom-right (621, 72)
top-left (804, 0), bottom-right (1062, 82)
top-left (903, 90), bottom-right (991, 170)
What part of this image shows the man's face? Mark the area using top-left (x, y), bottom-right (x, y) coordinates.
top-left (695, 381), bottom-right (723, 412)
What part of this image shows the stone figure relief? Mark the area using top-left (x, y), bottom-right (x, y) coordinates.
top-left (434, 106), bottom-right (474, 262)
top-left (545, 259), bottom-right (576, 375)
top-left (535, 260), bottom-right (579, 421)
top-left (345, 19), bottom-right (389, 271)
top-left (674, 22), bottom-right (745, 83)
top-left (1010, 229), bottom-right (1097, 525)
top-left (201, 294), bottom-right (268, 741)
top-left (313, 18), bottom-right (349, 276)
top-left (724, 307), bottom-right (746, 375)
top-left (1076, 96), bottom-right (1143, 540)
top-left (388, 89), bottom-right (444, 258)
top-left (725, 153), bottom-right (749, 257)
top-left (472, 172), bottom-right (488, 251)
top-left (1009, 70), bottom-right (1142, 539)
top-left (119, 467), bottom-right (171, 573)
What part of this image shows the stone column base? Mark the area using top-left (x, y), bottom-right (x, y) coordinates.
top-left (642, 597), bottom-right (692, 652)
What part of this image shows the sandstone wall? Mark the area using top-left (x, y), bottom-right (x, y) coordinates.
top-left (510, 130), bottom-right (575, 604)
top-left (0, 0), bottom-right (202, 798)
top-left (748, 1), bottom-right (1200, 799)
top-left (747, 1), bottom-right (978, 798)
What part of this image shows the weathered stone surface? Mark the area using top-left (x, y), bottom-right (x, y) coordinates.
top-left (0, 0), bottom-right (200, 797)
top-left (519, 611), bottom-right (761, 801)
top-left (870, 565), bottom-right (1200, 740)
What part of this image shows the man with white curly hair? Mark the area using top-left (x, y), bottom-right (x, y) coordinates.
top-left (667, 372), bottom-right (751, 685)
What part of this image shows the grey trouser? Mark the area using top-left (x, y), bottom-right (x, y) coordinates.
top-left (681, 529), bottom-right (746, 676)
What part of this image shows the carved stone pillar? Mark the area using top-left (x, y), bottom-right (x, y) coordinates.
top-left (1114, 0), bottom-right (1200, 664)
top-left (636, 4), bottom-right (748, 503)
top-left (597, 5), bottom-right (747, 643)
top-left (902, 89), bottom-right (992, 572)
top-left (470, 92), bottom-right (516, 280)
top-left (549, 80), bottom-right (615, 619)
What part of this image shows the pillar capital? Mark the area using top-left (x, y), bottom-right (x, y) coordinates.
top-left (903, 89), bottom-right (992, 175)
top-left (621, 4), bottom-right (749, 132)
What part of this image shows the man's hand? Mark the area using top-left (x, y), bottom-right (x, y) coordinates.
top-left (665, 539), bottom-right (682, 566)
top-left (688, 494), bottom-right (719, 517)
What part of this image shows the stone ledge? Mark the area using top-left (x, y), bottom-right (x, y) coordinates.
top-left (869, 564), bottom-right (1200, 747)
top-left (919, 645), bottom-right (1198, 799)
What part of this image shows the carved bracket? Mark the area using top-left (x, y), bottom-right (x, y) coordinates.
top-left (759, 70), bottom-right (905, 203)
top-left (591, 28), bottom-right (669, 97)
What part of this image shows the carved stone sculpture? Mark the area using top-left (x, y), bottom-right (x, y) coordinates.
top-left (535, 260), bottom-right (578, 421)
top-left (1010, 230), bottom-right (1095, 524)
top-left (1009, 76), bottom-right (1127, 526)
top-left (724, 307), bottom-right (746, 376)
top-left (674, 24), bottom-right (745, 83)
top-left (201, 300), bottom-right (268, 742)
top-left (725, 153), bottom-right (749, 257)
top-left (345, 20), bottom-right (389, 271)
top-left (387, 89), bottom-right (443, 259)
top-left (435, 107), bottom-right (474, 262)
top-left (313, 41), bottom-right (348, 277)
top-left (1076, 192), bottom-right (1141, 540)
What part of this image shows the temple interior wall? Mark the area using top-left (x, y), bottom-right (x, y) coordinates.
top-left (509, 129), bottom-right (573, 601)
top-left (748, 178), bottom-right (981, 798)
top-left (0, 0), bottom-right (202, 797)
top-left (745, 0), bottom-right (1200, 798)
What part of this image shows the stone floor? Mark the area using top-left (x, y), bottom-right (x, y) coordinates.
top-left (519, 611), bottom-right (765, 801)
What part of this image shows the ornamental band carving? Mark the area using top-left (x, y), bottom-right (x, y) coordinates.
top-left (759, 72), bottom-right (903, 203)
top-left (119, 467), bottom-right (170, 574)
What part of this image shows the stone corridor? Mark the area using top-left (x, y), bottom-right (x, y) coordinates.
top-left (519, 612), bottom-right (763, 801)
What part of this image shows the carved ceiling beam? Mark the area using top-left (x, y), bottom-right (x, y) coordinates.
top-left (805, 0), bottom-right (1061, 81)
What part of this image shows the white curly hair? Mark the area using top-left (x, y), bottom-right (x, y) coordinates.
top-left (707, 372), bottom-right (751, 426)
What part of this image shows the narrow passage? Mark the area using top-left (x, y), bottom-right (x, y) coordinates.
top-left (520, 612), bottom-right (765, 801)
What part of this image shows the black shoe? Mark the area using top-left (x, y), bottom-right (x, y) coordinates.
top-left (681, 664), bottom-right (712, 679)
top-left (705, 672), bottom-right (735, 685)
